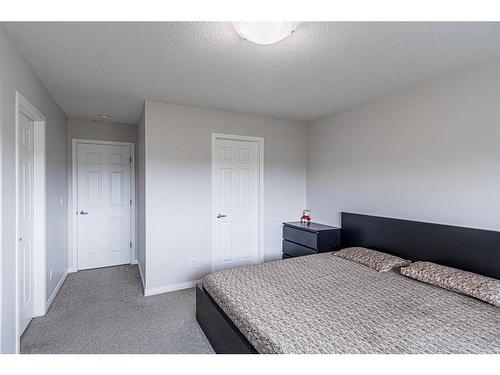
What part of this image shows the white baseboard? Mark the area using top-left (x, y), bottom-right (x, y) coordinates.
top-left (144, 279), bottom-right (200, 297)
top-left (130, 259), bottom-right (138, 265)
top-left (45, 270), bottom-right (68, 312)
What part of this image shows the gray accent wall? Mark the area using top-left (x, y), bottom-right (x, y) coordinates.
top-left (306, 61), bottom-right (500, 231)
top-left (0, 27), bottom-right (68, 353)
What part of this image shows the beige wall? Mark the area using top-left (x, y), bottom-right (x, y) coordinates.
top-left (1, 27), bottom-right (68, 353)
top-left (141, 101), bottom-right (307, 292)
top-left (307, 61), bottom-right (500, 230)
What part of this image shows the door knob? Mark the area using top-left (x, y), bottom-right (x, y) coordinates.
top-left (216, 213), bottom-right (227, 218)
top-left (79, 211), bottom-right (89, 215)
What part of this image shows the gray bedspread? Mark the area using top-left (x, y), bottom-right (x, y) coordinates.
top-left (202, 253), bottom-right (500, 354)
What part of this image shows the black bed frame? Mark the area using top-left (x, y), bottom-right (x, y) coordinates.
top-left (196, 212), bottom-right (500, 353)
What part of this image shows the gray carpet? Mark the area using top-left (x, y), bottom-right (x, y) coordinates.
top-left (21, 265), bottom-right (214, 354)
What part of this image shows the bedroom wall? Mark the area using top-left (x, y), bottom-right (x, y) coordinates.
top-left (0, 27), bottom-right (68, 353)
top-left (307, 61), bottom-right (500, 231)
top-left (0, 32), bottom-right (3, 354)
top-left (137, 108), bottom-right (146, 287)
top-left (67, 118), bottom-right (137, 143)
top-left (67, 118), bottom-right (138, 269)
top-left (142, 101), bottom-right (307, 293)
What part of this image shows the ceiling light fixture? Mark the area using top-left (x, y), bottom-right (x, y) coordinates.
top-left (99, 114), bottom-right (112, 121)
top-left (234, 22), bottom-right (298, 45)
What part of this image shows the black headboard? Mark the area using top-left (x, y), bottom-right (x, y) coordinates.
top-left (341, 212), bottom-right (500, 279)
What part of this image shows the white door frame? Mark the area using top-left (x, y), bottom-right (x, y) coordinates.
top-left (70, 139), bottom-right (136, 272)
top-left (15, 92), bottom-right (47, 353)
top-left (211, 133), bottom-right (264, 271)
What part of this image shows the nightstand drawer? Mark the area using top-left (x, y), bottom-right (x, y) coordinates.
top-left (282, 240), bottom-right (317, 257)
top-left (283, 226), bottom-right (317, 249)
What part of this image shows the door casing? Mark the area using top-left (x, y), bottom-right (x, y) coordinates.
top-left (15, 92), bottom-right (46, 353)
top-left (211, 133), bottom-right (264, 272)
top-left (70, 139), bottom-right (136, 272)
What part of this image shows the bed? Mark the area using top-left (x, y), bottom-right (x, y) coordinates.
top-left (196, 212), bottom-right (500, 354)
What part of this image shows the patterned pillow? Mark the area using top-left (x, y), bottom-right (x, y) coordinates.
top-left (400, 261), bottom-right (500, 307)
top-left (334, 247), bottom-right (410, 272)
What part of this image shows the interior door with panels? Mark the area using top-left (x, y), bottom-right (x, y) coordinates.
top-left (18, 112), bottom-right (35, 335)
top-left (77, 143), bottom-right (132, 270)
top-left (213, 137), bottom-right (261, 271)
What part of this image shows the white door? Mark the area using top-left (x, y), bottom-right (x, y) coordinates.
top-left (212, 136), bottom-right (261, 271)
top-left (77, 143), bottom-right (132, 270)
top-left (18, 112), bottom-right (35, 335)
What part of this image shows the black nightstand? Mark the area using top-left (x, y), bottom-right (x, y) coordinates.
top-left (282, 221), bottom-right (341, 259)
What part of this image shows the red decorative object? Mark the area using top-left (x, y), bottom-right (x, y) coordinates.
top-left (300, 209), bottom-right (311, 223)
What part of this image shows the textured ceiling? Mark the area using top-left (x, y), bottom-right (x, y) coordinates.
top-left (3, 22), bottom-right (500, 124)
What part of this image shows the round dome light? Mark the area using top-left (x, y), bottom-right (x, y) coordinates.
top-left (234, 22), bottom-right (298, 45)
